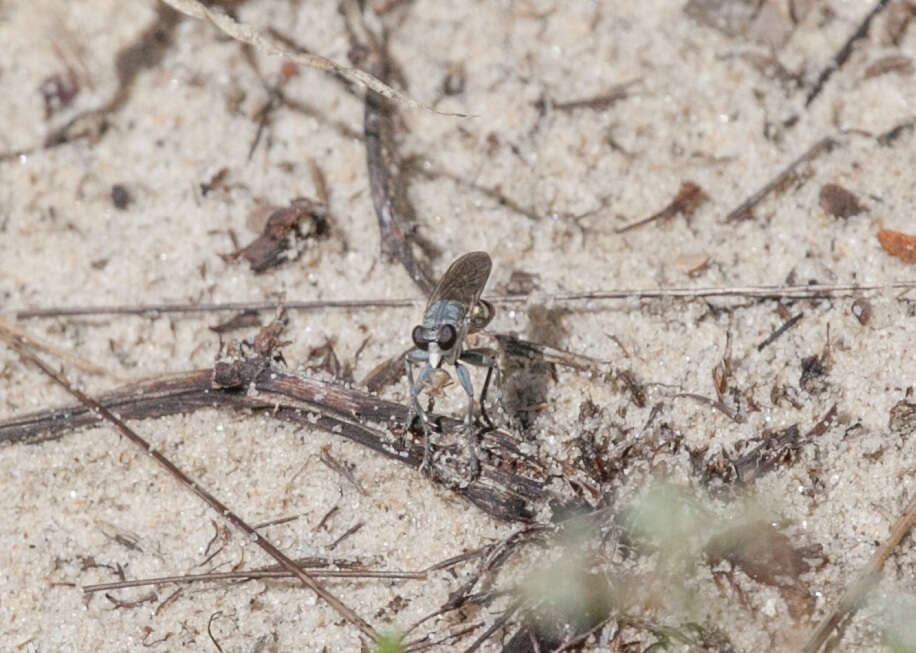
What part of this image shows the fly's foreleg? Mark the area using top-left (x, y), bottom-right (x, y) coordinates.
top-left (454, 361), bottom-right (479, 477)
top-left (454, 362), bottom-right (475, 427)
top-left (405, 350), bottom-right (435, 470)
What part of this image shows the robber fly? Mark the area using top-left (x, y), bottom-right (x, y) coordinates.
top-left (405, 251), bottom-right (500, 475)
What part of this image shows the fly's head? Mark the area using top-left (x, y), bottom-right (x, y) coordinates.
top-left (411, 322), bottom-right (459, 368)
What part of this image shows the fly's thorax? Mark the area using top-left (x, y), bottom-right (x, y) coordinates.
top-left (423, 300), bottom-right (469, 327)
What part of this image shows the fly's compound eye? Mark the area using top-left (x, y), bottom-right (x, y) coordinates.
top-left (411, 325), bottom-right (429, 351)
top-left (437, 324), bottom-right (457, 350)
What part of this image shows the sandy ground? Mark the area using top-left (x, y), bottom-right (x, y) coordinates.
top-left (1, 1), bottom-right (916, 651)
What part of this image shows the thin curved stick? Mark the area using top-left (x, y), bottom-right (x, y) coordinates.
top-left (160, 0), bottom-right (465, 116)
top-left (801, 492), bottom-right (916, 652)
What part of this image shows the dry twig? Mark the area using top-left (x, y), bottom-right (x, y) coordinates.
top-left (0, 357), bottom-right (551, 522)
top-left (801, 491), bottom-right (916, 652)
top-left (805, 0), bottom-right (894, 106)
top-left (83, 564), bottom-right (425, 594)
top-left (0, 325), bottom-right (380, 642)
top-left (0, 315), bottom-right (125, 380)
top-left (725, 138), bottom-right (837, 222)
top-left (159, 0), bottom-right (454, 115)
top-left (16, 281), bottom-right (916, 320)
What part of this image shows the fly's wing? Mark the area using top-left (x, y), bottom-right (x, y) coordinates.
top-left (426, 251), bottom-right (492, 311)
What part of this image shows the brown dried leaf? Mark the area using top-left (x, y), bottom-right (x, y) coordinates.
top-left (878, 228), bottom-right (916, 263)
top-left (819, 183), bottom-right (864, 218)
top-left (705, 521), bottom-right (822, 618)
top-left (864, 54), bottom-right (914, 78)
top-left (238, 198), bottom-right (329, 272)
top-left (670, 180), bottom-right (708, 217)
top-left (706, 521), bottom-right (812, 581)
top-left (712, 361), bottom-right (728, 397)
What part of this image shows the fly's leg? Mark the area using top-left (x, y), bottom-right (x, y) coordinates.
top-left (454, 361), bottom-right (480, 478)
top-left (405, 351), bottom-right (435, 471)
top-left (478, 365), bottom-right (498, 428)
top-left (459, 348), bottom-right (502, 428)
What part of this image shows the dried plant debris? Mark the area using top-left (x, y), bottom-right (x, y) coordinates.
top-left (549, 79), bottom-right (637, 113)
top-left (807, 404), bottom-right (839, 438)
top-left (574, 401), bottom-right (633, 486)
top-left (877, 228), bottom-right (916, 263)
top-left (883, 0), bottom-right (916, 44)
top-left (851, 297), bottom-right (873, 325)
top-left (251, 312), bottom-right (291, 357)
top-left (889, 399), bottom-right (916, 434)
top-left (209, 310), bottom-right (262, 334)
top-left (805, 0), bottom-right (895, 107)
top-left (503, 270), bottom-right (540, 296)
top-left (684, 0), bottom-right (765, 38)
top-left (200, 167), bottom-right (229, 196)
top-left (159, 0), bottom-right (447, 114)
top-left (685, 0), bottom-right (813, 47)
top-left (726, 138), bottom-right (836, 222)
top-left (375, 594), bottom-right (410, 621)
top-left (701, 424), bottom-right (802, 486)
top-left (863, 53), bottom-right (914, 78)
top-left (878, 119), bottom-right (915, 146)
top-left (705, 520), bottom-right (825, 619)
top-left (818, 183), bottom-right (864, 218)
top-left (616, 369), bottom-right (647, 408)
top-left (306, 338), bottom-right (352, 381)
top-left (0, 326), bottom-right (379, 640)
top-left (757, 311), bottom-right (803, 351)
top-left (39, 70), bottom-right (80, 119)
top-left (799, 352), bottom-right (830, 395)
top-left (361, 347), bottom-right (411, 393)
top-left (747, 0), bottom-right (816, 48)
top-left (440, 62), bottom-right (466, 96)
top-left (740, 51), bottom-right (803, 90)
top-left (235, 198), bottom-right (329, 272)
top-left (703, 406), bottom-right (836, 487)
top-left (110, 184), bottom-right (131, 210)
top-left (616, 181), bottom-right (708, 233)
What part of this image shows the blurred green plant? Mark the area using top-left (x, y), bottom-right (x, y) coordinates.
top-left (370, 632), bottom-right (405, 653)
top-left (881, 593), bottom-right (916, 653)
